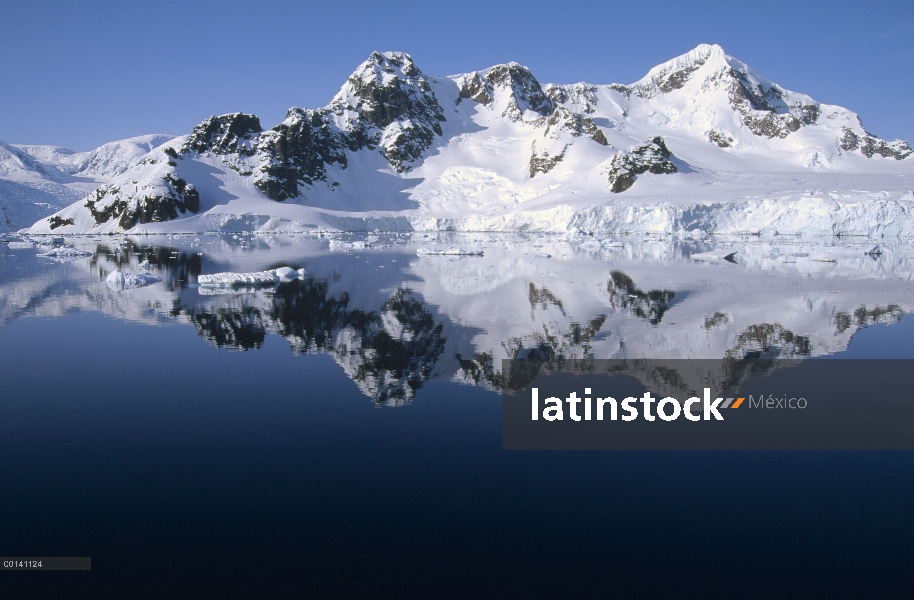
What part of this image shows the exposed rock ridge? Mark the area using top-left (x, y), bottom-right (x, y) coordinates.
top-left (839, 127), bottom-right (912, 160)
top-left (604, 137), bottom-right (677, 193)
top-left (328, 51), bottom-right (446, 171)
top-left (83, 172), bottom-right (199, 229)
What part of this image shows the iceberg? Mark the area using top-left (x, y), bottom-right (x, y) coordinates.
top-left (36, 247), bottom-right (91, 258)
top-left (197, 267), bottom-right (305, 288)
top-left (106, 270), bottom-right (162, 291)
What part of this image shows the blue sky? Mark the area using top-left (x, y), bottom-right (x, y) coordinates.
top-left (1, 0), bottom-right (912, 150)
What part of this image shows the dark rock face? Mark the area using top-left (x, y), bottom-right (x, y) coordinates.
top-left (839, 127), bottom-right (913, 160)
top-left (84, 185), bottom-right (128, 227)
top-left (328, 51), bottom-right (445, 172)
top-left (48, 216), bottom-right (74, 229)
top-left (254, 108), bottom-right (349, 201)
top-left (458, 63), bottom-right (553, 121)
top-left (495, 87), bottom-right (607, 178)
top-left (708, 129), bottom-right (734, 148)
top-left (456, 72), bottom-right (493, 106)
top-left (545, 84), bottom-right (597, 114)
top-left (607, 271), bottom-right (675, 325)
top-left (182, 113), bottom-right (263, 156)
top-left (83, 173), bottom-right (200, 229)
top-left (605, 137), bottom-right (677, 193)
top-left (186, 52), bottom-right (448, 203)
top-left (544, 107), bottom-right (608, 145)
top-left (632, 56), bottom-right (708, 98)
top-left (725, 69), bottom-right (819, 138)
top-left (529, 142), bottom-right (567, 178)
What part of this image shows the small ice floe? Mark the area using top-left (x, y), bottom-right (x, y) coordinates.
top-left (865, 245), bottom-right (882, 257)
top-left (7, 241), bottom-right (37, 249)
top-left (274, 267), bottom-right (301, 282)
top-left (416, 247), bottom-right (484, 256)
top-left (328, 237), bottom-right (378, 251)
top-left (137, 260), bottom-right (154, 270)
top-left (106, 270), bottom-right (162, 291)
top-left (197, 286), bottom-right (261, 296)
top-left (197, 267), bottom-right (306, 288)
top-left (691, 249), bottom-right (738, 263)
top-left (579, 239), bottom-right (623, 250)
top-left (36, 247), bottom-right (91, 258)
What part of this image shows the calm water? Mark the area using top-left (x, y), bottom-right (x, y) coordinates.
top-left (1, 233), bottom-right (913, 598)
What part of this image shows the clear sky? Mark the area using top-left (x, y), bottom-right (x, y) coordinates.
top-left (1, 0), bottom-right (912, 150)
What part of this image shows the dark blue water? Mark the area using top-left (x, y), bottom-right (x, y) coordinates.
top-left (2, 310), bottom-right (913, 598)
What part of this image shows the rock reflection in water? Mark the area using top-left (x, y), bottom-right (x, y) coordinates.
top-left (3, 233), bottom-right (914, 403)
top-left (182, 279), bottom-right (446, 405)
top-left (89, 240), bottom-right (201, 290)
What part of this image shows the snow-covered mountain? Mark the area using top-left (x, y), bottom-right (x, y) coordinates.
top-left (0, 134), bottom-right (173, 231)
top-left (23, 45), bottom-right (914, 236)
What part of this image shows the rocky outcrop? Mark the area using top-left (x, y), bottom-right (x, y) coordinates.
top-left (545, 83), bottom-right (598, 115)
top-left (604, 137), bottom-right (677, 192)
top-left (47, 215), bottom-right (74, 229)
top-left (839, 127), bottom-right (912, 160)
top-left (181, 53), bottom-right (449, 202)
top-left (543, 106), bottom-right (608, 145)
top-left (182, 113), bottom-right (262, 156)
top-left (725, 69), bottom-right (820, 139)
top-left (329, 51), bottom-right (446, 172)
top-left (631, 55), bottom-right (708, 99)
top-left (253, 108), bottom-right (348, 201)
top-left (83, 172), bottom-right (199, 229)
top-left (457, 63), bottom-right (553, 121)
top-left (529, 142), bottom-right (568, 178)
top-left (708, 129), bottom-right (734, 148)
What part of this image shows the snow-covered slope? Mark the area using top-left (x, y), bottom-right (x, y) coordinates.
top-left (0, 135), bottom-right (173, 231)
top-left (24, 45), bottom-right (914, 236)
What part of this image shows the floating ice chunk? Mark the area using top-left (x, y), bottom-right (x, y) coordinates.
top-left (198, 270), bottom-right (278, 287)
top-left (274, 267), bottom-right (298, 282)
top-left (6, 241), bottom-right (36, 249)
top-left (416, 247), bottom-right (484, 256)
top-left (691, 249), bottom-right (738, 263)
top-left (197, 286), bottom-right (260, 296)
top-left (328, 237), bottom-right (378, 251)
top-left (106, 270), bottom-right (162, 291)
top-left (197, 267), bottom-right (305, 288)
top-left (580, 239), bottom-right (623, 250)
top-left (138, 259), bottom-right (154, 269)
top-left (866, 245), bottom-right (882, 257)
top-left (37, 247), bottom-right (91, 258)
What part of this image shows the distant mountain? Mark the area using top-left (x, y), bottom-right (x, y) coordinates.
top-left (0, 135), bottom-right (173, 231)
top-left (21, 45), bottom-right (914, 236)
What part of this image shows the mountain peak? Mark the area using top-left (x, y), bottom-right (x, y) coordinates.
top-left (354, 51), bottom-right (421, 79)
top-left (631, 44), bottom-right (733, 94)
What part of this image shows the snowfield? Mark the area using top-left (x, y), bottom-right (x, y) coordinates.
top-left (9, 44), bottom-right (913, 237)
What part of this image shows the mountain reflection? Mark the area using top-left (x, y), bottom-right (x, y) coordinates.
top-left (89, 240), bottom-right (202, 290)
top-left (607, 271), bottom-right (675, 325)
top-left (3, 233), bottom-right (914, 403)
top-left (182, 280), bottom-right (446, 405)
